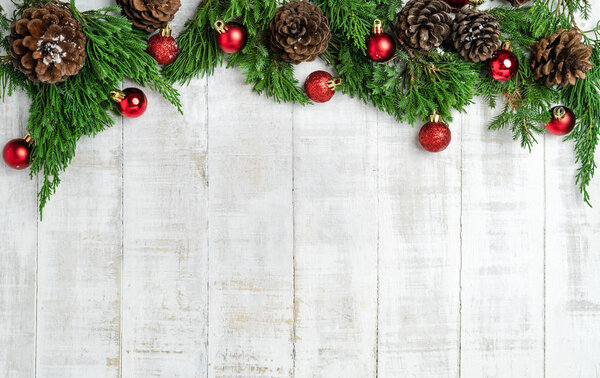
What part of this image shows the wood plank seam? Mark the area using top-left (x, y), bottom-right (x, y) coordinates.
top-left (205, 77), bottom-right (210, 378)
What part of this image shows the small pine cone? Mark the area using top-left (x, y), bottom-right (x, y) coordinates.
top-left (8, 2), bottom-right (87, 84)
top-left (396, 0), bottom-right (452, 52)
top-left (531, 28), bottom-right (593, 87)
top-left (116, 0), bottom-right (181, 33)
top-left (508, 0), bottom-right (530, 6)
top-left (269, 0), bottom-right (331, 64)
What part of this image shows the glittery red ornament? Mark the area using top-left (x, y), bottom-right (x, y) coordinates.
top-left (443, 0), bottom-right (483, 9)
top-left (147, 25), bottom-right (179, 65)
top-left (214, 20), bottom-right (248, 54)
top-left (419, 111), bottom-right (452, 152)
top-left (304, 71), bottom-right (342, 103)
top-left (3, 134), bottom-right (32, 170)
top-left (111, 88), bottom-right (148, 118)
top-left (488, 41), bottom-right (519, 81)
top-left (366, 19), bottom-right (396, 62)
top-left (545, 106), bottom-right (576, 136)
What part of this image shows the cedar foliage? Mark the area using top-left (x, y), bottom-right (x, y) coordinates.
top-left (164, 0), bottom-right (600, 206)
top-left (1, 1), bottom-right (181, 217)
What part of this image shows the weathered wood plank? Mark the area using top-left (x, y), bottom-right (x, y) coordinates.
top-left (545, 137), bottom-right (600, 378)
top-left (377, 110), bottom-right (461, 377)
top-left (460, 105), bottom-right (545, 377)
top-left (0, 90), bottom-right (37, 378)
top-left (120, 3), bottom-right (210, 376)
top-left (206, 68), bottom-right (294, 377)
top-left (35, 127), bottom-right (122, 377)
top-left (292, 63), bottom-right (378, 377)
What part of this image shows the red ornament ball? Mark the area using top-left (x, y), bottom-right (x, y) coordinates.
top-left (215, 20), bottom-right (248, 54)
top-left (443, 0), bottom-right (469, 9)
top-left (366, 19), bottom-right (396, 62)
top-left (545, 106), bottom-right (576, 136)
top-left (419, 112), bottom-right (452, 152)
top-left (147, 26), bottom-right (179, 65)
top-left (488, 48), bottom-right (519, 81)
top-left (112, 88), bottom-right (148, 118)
top-left (304, 71), bottom-right (342, 103)
top-left (3, 135), bottom-right (32, 170)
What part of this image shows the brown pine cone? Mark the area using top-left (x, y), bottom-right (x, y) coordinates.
top-left (396, 0), bottom-right (452, 52)
top-left (531, 28), bottom-right (593, 87)
top-left (116, 0), bottom-right (181, 33)
top-left (452, 8), bottom-right (501, 63)
top-left (269, 0), bottom-right (331, 64)
top-left (508, 0), bottom-right (530, 6)
top-left (8, 2), bottom-right (87, 84)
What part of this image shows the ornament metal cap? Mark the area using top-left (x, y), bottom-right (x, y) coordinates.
top-left (372, 19), bottom-right (383, 34)
top-left (110, 90), bottom-right (126, 103)
top-left (214, 20), bottom-right (229, 34)
top-left (468, 0), bottom-right (484, 6)
top-left (327, 78), bottom-right (342, 90)
top-left (501, 40), bottom-right (513, 51)
top-left (23, 132), bottom-right (32, 144)
top-left (429, 110), bottom-right (442, 123)
top-left (160, 24), bottom-right (172, 37)
top-left (552, 106), bottom-right (567, 120)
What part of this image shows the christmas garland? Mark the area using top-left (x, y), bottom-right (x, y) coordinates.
top-left (2, 0), bottom-right (600, 217)
top-left (163, 0), bottom-right (600, 205)
top-left (0, 0), bottom-right (181, 216)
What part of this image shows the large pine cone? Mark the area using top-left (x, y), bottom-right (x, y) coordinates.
top-left (531, 28), bottom-right (593, 87)
top-left (452, 8), bottom-right (500, 63)
top-left (269, 0), bottom-right (331, 64)
top-left (116, 0), bottom-right (181, 33)
top-left (8, 2), bottom-right (87, 84)
top-left (396, 0), bottom-right (452, 52)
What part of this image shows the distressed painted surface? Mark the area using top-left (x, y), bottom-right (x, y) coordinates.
top-left (1, 1), bottom-right (600, 377)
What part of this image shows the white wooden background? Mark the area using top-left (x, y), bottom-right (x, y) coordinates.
top-left (2, 0), bottom-right (600, 377)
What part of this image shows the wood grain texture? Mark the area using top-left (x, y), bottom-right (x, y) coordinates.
top-left (0, 90), bottom-right (37, 378)
top-left (377, 109), bottom-right (461, 377)
top-left (207, 68), bottom-right (294, 377)
top-left (460, 105), bottom-right (545, 377)
top-left (292, 62), bottom-right (378, 377)
top-left (120, 2), bottom-right (210, 376)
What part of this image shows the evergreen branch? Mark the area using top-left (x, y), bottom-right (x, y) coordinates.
top-left (563, 45), bottom-right (600, 206)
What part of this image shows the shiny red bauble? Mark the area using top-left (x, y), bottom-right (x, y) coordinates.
top-left (111, 88), bottom-right (148, 118)
top-left (366, 19), bottom-right (396, 62)
top-left (3, 134), bottom-right (32, 170)
top-left (304, 71), bottom-right (342, 103)
top-left (215, 20), bottom-right (248, 54)
top-left (488, 47), bottom-right (519, 81)
top-left (545, 106), bottom-right (576, 136)
top-left (419, 111), bottom-right (452, 152)
top-left (147, 25), bottom-right (179, 65)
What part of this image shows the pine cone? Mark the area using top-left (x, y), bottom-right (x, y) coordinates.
top-left (396, 0), bottom-right (452, 52)
top-left (508, 0), bottom-right (530, 6)
top-left (8, 2), bottom-right (87, 84)
top-left (116, 0), bottom-right (181, 33)
top-left (269, 0), bottom-right (331, 64)
top-left (452, 8), bottom-right (501, 63)
top-left (531, 28), bottom-right (593, 87)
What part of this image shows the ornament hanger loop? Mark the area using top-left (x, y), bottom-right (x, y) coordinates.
top-left (430, 109), bottom-right (441, 123)
top-left (501, 40), bottom-right (513, 50)
top-left (160, 24), bottom-right (172, 37)
top-left (553, 106), bottom-right (567, 119)
top-left (214, 20), bottom-right (228, 34)
top-left (110, 90), bottom-right (126, 103)
top-left (23, 132), bottom-right (32, 143)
